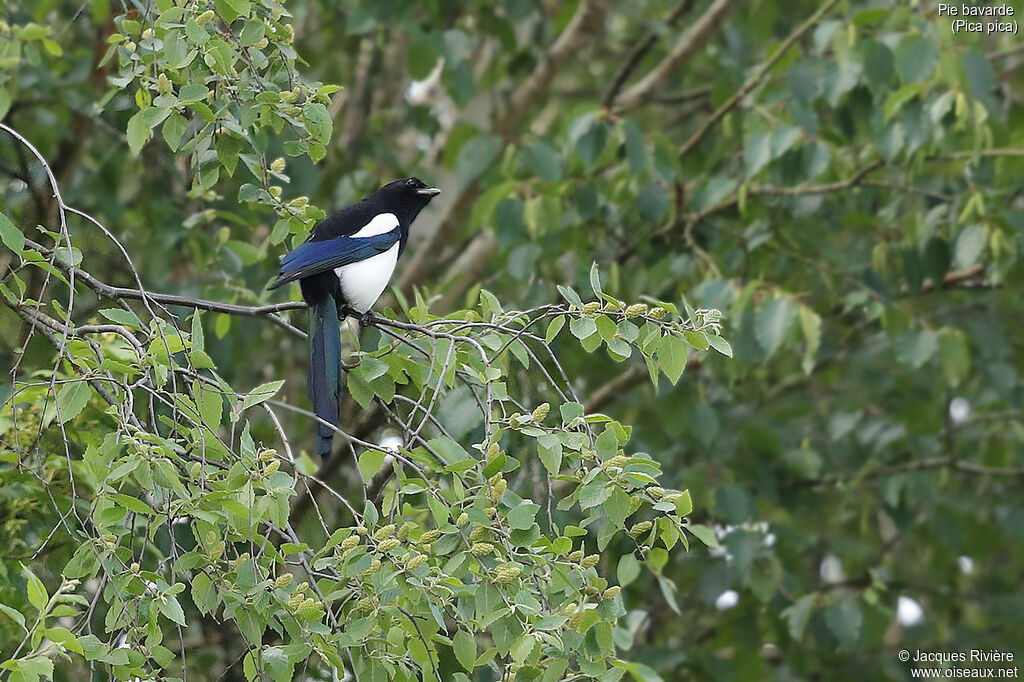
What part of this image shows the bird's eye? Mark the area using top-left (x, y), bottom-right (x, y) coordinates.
top-left (406, 178), bottom-right (417, 186)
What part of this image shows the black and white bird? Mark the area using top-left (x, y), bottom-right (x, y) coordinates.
top-left (267, 178), bottom-right (440, 456)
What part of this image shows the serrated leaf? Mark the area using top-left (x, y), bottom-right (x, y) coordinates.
top-left (782, 594), bottom-right (817, 641)
top-left (453, 630), bottom-right (476, 670)
top-left (706, 334), bottom-right (732, 357)
top-left (358, 449), bottom-right (387, 484)
top-left (54, 380), bottom-right (92, 424)
top-left (825, 597), bottom-right (863, 647)
top-left (656, 334), bottom-right (688, 384)
top-left (242, 380), bottom-right (284, 411)
top-left (603, 487), bottom-right (630, 528)
top-left (508, 502), bottom-right (539, 530)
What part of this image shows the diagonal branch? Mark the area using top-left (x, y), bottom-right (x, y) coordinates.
top-left (613, 0), bottom-right (740, 112)
top-left (602, 0), bottom-right (695, 110)
top-left (677, 0), bottom-right (841, 160)
top-left (495, 0), bottom-right (608, 136)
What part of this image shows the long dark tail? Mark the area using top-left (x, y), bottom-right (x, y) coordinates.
top-left (307, 297), bottom-right (343, 457)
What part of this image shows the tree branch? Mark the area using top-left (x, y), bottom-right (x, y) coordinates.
top-left (495, 0), bottom-right (607, 136)
top-left (792, 455), bottom-right (1024, 489)
top-left (677, 0), bottom-right (841, 160)
top-left (614, 0), bottom-right (740, 112)
top-left (20, 237), bottom-right (307, 337)
top-left (602, 0), bottom-right (695, 110)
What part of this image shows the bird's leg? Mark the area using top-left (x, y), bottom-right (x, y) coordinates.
top-left (359, 310), bottom-right (377, 327)
top-left (336, 300), bottom-right (357, 321)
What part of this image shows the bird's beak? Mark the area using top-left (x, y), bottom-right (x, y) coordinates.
top-left (416, 187), bottom-right (442, 196)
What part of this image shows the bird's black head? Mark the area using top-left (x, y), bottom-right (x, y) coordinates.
top-left (372, 177), bottom-right (441, 224)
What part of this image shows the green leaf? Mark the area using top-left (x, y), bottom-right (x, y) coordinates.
top-left (107, 492), bottom-right (156, 516)
top-left (0, 210), bottom-right (25, 255)
top-left (860, 38), bottom-right (892, 90)
top-left (239, 20), bottom-right (265, 46)
top-left (894, 328), bottom-right (938, 370)
top-left (262, 646), bottom-right (293, 682)
top-left (0, 86), bottom-right (12, 120)
top-left (63, 543), bottom-right (100, 580)
top-left (303, 103), bottom-right (333, 145)
top-left (15, 657), bottom-right (54, 682)
top-left (358, 449), bottom-right (387, 484)
top-left (510, 633), bottom-right (535, 663)
top-left (938, 328), bottom-right (970, 387)
top-left (578, 479), bottom-right (611, 510)
top-left (157, 593), bottom-right (187, 626)
top-left (895, 35), bottom-right (938, 84)
top-left (0, 603), bottom-right (26, 631)
top-left (177, 84), bottom-right (208, 103)
top-left (782, 594), bottom-right (817, 641)
top-left (963, 50), bottom-right (994, 101)
top-left (545, 316), bottom-right (565, 343)
top-left (603, 487), bottom-right (630, 528)
top-left (686, 523), bottom-right (719, 548)
top-left (508, 502), bottom-right (539, 530)
top-left (453, 630), bottom-right (476, 670)
top-left (799, 306), bottom-right (822, 374)
top-left (569, 316), bottom-right (597, 341)
top-left (126, 109), bottom-right (151, 155)
top-left (618, 661), bottom-right (664, 682)
top-left (23, 565), bottom-right (48, 613)
top-left (755, 298), bottom-right (796, 359)
top-left (954, 223), bottom-right (987, 269)
top-left (656, 334), bottom-right (688, 384)
top-left (537, 434), bottom-right (562, 475)
top-left (825, 597), bottom-right (863, 647)
top-left (99, 308), bottom-right (142, 328)
top-left (674, 489), bottom-right (693, 516)
top-left (744, 133), bottom-right (771, 178)
top-left (44, 626), bottom-right (83, 655)
top-left (55, 381), bottom-right (92, 424)
top-left (521, 140), bottom-right (561, 182)
top-left (570, 113), bottom-right (608, 169)
top-left (617, 553), bottom-right (640, 587)
top-left (706, 334), bottom-right (732, 357)
top-left (242, 380), bottom-right (284, 411)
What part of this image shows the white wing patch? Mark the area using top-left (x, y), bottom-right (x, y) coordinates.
top-left (335, 243), bottom-right (400, 313)
top-left (349, 212), bottom-right (399, 238)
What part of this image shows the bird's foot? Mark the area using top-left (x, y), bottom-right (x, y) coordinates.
top-left (359, 311), bottom-right (377, 327)
top-left (337, 305), bottom-right (357, 321)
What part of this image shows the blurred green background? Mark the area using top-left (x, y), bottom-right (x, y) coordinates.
top-left (2, 0), bottom-right (1024, 679)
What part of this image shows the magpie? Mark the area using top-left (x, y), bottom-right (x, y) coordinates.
top-left (267, 177), bottom-right (441, 456)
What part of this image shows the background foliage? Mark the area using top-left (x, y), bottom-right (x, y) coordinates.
top-left (1, 0), bottom-right (1023, 680)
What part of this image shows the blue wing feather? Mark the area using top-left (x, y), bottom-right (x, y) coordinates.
top-left (267, 231), bottom-right (399, 290)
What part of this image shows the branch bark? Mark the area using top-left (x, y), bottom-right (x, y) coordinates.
top-left (677, 0), bottom-right (841, 160)
top-left (613, 0), bottom-right (740, 112)
top-left (495, 0), bottom-right (608, 136)
top-left (602, 0), bottom-right (695, 110)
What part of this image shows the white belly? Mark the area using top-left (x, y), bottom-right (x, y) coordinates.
top-left (335, 243), bottom-right (400, 313)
